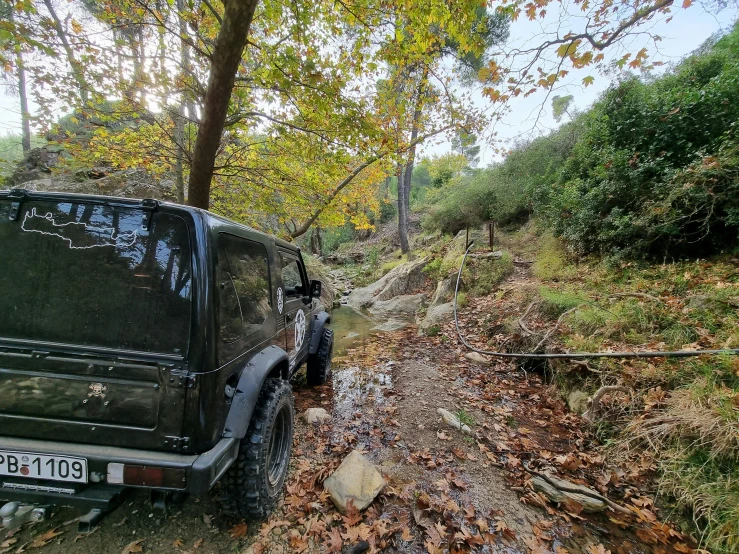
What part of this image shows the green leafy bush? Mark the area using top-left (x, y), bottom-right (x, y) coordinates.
top-left (545, 26), bottom-right (739, 259)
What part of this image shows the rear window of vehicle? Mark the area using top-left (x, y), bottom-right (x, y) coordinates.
top-left (0, 199), bottom-right (193, 355)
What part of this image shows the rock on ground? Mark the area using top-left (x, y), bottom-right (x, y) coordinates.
top-left (419, 302), bottom-right (454, 333)
top-left (372, 319), bottom-right (408, 332)
top-left (437, 408), bottom-right (472, 434)
top-left (348, 259), bottom-right (428, 310)
top-left (368, 294), bottom-right (426, 317)
top-left (430, 278), bottom-right (457, 307)
top-left (323, 450), bottom-right (386, 514)
top-left (465, 351), bottom-right (489, 365)
top-left (532, 474), bottom-right (607, 512)
top-left (303, 408), bottom-right (331, 424)
top-left (568, 390), bottom-right (590, 414)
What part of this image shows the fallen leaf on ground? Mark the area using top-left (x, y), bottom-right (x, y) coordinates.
top-left (122, 539), bottom-right (144, 554)
top-left (229, 522), bottom-right (248, 539)
top-left (30, 528), bottom-right (63, 549)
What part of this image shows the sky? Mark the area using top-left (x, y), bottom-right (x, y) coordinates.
top-left (0, 1), bottom-right (737, 167)
top-left (421, 2), bottom-right (739, 166)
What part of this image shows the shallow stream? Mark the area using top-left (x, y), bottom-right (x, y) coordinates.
top-left (327, 305), bottom-right (379, 355)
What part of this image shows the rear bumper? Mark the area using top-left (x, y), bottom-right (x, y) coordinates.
top-left (0, 435), bottom-right (239, 506)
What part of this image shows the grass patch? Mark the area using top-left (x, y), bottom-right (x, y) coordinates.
top-left (423, 257), bottom-right (444, 281)
top-left (538, 286), bottom-right (587, 317)
top-left (660, 452), bottom-right (739, 554)
top-left (455, 409), bottom-right (475, 426)
top-left (425, 324), bottom-right (441, 337)
top-left (467, 253), bottom-right (514, 297)
top-left (533, 234), bottom-right (578, 281)
top-left (380, 258), bottom-right (405, 276)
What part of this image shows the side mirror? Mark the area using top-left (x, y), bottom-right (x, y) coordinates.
top-left (309, 280), bottom-right (322, 299)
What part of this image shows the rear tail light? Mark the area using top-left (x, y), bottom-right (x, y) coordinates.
top-left (107, 464), bottom-right (186, 489)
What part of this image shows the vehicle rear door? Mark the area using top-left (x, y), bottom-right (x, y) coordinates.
top-left (278, 251), bottom-right (310, 368)
top-left (0, 196), bottom-right (195, 452)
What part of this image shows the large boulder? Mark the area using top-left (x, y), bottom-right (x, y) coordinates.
top-left (430, 278), bottom-right (457, 307)
top-left (303, 255), bottom-right (337, 309)
top-left (368, 294), bottom-right (426, 317)
top-left (16, 168), bottom-right (177, 201)
top-left (419, 302), bottom-right (454, 333)
top-left (323, 450), bottom-right (386, 513)
top-left (348, 259), bottom-right (428, 310)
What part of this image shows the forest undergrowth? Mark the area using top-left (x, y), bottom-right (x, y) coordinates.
top-left (452, 225), bottom-right (739, 554)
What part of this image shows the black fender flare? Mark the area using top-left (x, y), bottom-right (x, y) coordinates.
top-left (222, 345), bottom-right (289, 439)
top-left (308, 311), bottom-right (331, 355)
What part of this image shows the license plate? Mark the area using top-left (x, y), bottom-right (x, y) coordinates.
top-left (0, 450), bottom-right (87, 483)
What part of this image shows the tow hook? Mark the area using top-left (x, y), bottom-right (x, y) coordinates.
top-left (0, 502), bottom-right (48, 529)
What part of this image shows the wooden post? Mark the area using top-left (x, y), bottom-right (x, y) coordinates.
top-left (465, 227), bottom-right (469, 248)
top-left (488, 221), bottom-right (495, 250)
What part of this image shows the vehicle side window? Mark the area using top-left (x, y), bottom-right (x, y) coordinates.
top-left (216, 245), bottom-right (243, 345)
top-left (217, 235), bottom-right (272, 354)
top-left (281, 256), bottom-right (305, 298)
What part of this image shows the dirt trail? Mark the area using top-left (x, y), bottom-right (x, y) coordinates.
top-left (2, 260), bottom-right (699, 554)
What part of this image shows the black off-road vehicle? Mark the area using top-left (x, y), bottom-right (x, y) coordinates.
top-left (0, 189), bottom-right (334, 529)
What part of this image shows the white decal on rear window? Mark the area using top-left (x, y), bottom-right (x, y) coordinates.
top-left (20, 207), bottom-right (138, 249)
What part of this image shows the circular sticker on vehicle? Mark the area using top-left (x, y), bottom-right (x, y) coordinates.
top-left (277, 287), bottom-right (284, 314)
top-left (294, 309), bottom-right (306, 350)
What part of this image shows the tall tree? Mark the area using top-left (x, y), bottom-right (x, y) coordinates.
top-left (8, 7), bottom-right (31, 153)
top-left (187, 0), bottom-right (260, 208)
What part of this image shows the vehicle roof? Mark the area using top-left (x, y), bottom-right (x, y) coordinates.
top-left (0, 188), bottom-right (300, 253)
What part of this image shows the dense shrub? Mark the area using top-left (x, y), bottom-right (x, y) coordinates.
top-left (423, 118), bottom-right (584, 235)
top-left (545, 27), bottom-right (739, 259)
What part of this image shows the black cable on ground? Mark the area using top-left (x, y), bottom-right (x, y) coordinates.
top-left (453, 241), bottom-right (739, 360)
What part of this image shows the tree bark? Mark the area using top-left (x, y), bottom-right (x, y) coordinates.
top-left (187, 0), bottom-right (259, 209)
top-left (17, 53), bottom-right (31, 154)
top-left (398, 66), bottom-right (428, 255)
top-left (175, 111), bottom-right (186, 203)
top-left (42, 0), bottom-right (89, 104)
top-left (397, 161), bottom-right (410, 254)
top-left (174, 0), bottom-right (191, 204)
top-left (10, 10), bottom-right (31, 153)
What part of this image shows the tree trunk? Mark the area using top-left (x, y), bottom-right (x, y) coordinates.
top-left (174, 0), bottom-right (190, 204)
top-left (17, 54), bottom-right (31, 154)
top-left (397, 66), bottom-right (427, 255)
top-left (187, 0), bottom-right (259, 209)
top-left (310, 227), bottom-right (322, 256)
top-left (10, 10), bottom-right (31, 153)
top-left (397, 162), bottom-right (410, 254)
top-left (156, 0), bottom-right (166, 83)
top-left (175, 111), bottom-right (185, 203)
top-left (42, 0), bottom-right (89, 104)
top-left (113, 29), bottom-right (125, 84)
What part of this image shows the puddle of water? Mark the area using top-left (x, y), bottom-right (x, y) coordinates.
top-left (324, 306), bottom-right (399, 420)
top-left (332, 363), bottom-right (394, 420)
top-left (328, 305), bottom-right (379, 355)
